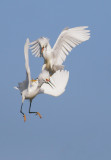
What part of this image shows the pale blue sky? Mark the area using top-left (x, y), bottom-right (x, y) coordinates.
top-left (0, 0), bottom-right (111, 160)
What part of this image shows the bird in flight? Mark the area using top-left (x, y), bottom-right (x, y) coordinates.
top-left (30, 26), bottom-right (90, 75)
top-left (14, 38), bottom-right (69, 121)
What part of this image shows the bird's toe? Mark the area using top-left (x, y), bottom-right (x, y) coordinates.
top-left (24, 114), bottom-right (26, 122)
top-left (36, 112), bottom-right (42, 119)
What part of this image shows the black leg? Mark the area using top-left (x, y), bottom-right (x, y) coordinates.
top-left (29, 100), bottom-right (42, 118)
top-left (20, 103), bottom-right (24, 116)
top-left (29, 100), bottom-right (35, 114)
top-left (20, 103), bottom-right (26, 122)
top-left (29, 100), bottom-right (37, 113)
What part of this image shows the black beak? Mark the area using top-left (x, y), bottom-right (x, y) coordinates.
top-left (47, 81), bottom-right (55, 88)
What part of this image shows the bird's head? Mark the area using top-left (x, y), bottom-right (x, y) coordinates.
top-left (39, 37), bottom-right (49, 56)
top-left (38, 70), bottom-right (54, 87)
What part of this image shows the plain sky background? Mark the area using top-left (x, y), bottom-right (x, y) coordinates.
top-left (0, 0), bottom-right (111, 159)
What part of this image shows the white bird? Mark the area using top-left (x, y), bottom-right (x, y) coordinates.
top-left (30, 26), bottom-right (90, 74)
top-left (14, 38), bottom-right (69, 121)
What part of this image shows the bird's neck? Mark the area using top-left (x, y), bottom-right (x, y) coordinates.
top-left (37, 82), bottom-right (44, 89)
top-left (43, 43), bottom-right (51, 59)
top-left (47, 43), bottom-right (51, 51)
top-left (36, 85), bottom-right (41, 91)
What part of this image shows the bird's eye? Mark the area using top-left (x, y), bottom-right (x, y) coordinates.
top-left (46, 78), bottom-right (50, 82)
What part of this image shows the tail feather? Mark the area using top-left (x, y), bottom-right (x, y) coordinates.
top-left (14, 86), bottom-right (19, 90)
top-left (14, 79), bottom-right (28, 93)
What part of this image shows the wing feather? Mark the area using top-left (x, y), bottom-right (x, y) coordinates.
top-left (52, 26), bottom-right (90, 65)
top-left (14, 39), bottom-right (31, 92)
top-left (29, 37), bottom-right (49, 58)
top-left (24, 38), bottom-right (31, 90)
top-left (30, 40), bottom-right (41, 57)
top-left (15, 74), bottom-right (28, 92)
top-left (39, 70), bottom-right (69, 96)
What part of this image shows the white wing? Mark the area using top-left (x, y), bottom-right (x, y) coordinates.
top-left (52, 26), bottom-right (90, 65)
top-left (29, 39), bottom-right (41, 57)
top-left (24, 38), bottom-right (31, 90)
top-left (29, 37), bottom-right (49, 57)
top-left (14, 74), bottom-right (28, 92)
top-left (39, 70), bottom-right (69, 96)
top-left (14, 38), bottom-right (31, 92)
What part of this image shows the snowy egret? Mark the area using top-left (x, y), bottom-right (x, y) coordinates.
top-left (30, 26), bottom-right (90, 74)
top-left (14, 38), bottom-right (69, 121)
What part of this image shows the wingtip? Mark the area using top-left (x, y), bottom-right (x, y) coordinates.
top-left (26, 38), bottom-right (30, 43)
top-left (14, 86), bottom-right (18, 90)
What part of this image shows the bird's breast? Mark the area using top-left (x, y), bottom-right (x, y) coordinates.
top-left (24, 86), bottom-right (39, 100)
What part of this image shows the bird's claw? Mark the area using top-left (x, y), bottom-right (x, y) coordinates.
top-left (36, 112), bottom-right (42, 119)
top-left (24, 114), bottom-right (26, 122)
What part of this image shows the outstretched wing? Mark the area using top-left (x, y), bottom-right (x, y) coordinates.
top-left (14, 38), bottom-right (31, 92)
top-left (39, 70), bottom-right (69, 96)
top-left (29, 39), bottom-right (41, 57)
top-left (52, 26), bottom-right (90, 65)
top-left (24, 38), bottom-right (31, 90)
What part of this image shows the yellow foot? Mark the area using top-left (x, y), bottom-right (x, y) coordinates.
top-left (36, 112), bottom-right (42, 119)
top-left (31, 78), bottom-right (37, 82)
top-left (24, 114), bottom-right (26, 122)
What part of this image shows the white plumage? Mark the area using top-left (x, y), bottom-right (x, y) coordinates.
top-left (30, 26), bottom-right (90, 74)
top-left (14, 38), bottom-right (69, 121)
top-left (40, 70), bottom-right (69, 96)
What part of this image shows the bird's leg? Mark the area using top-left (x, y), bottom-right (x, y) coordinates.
top-left (20, 103), bottom-right (26, 122)
top-left (29, 100), bottom-right (42, 118)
